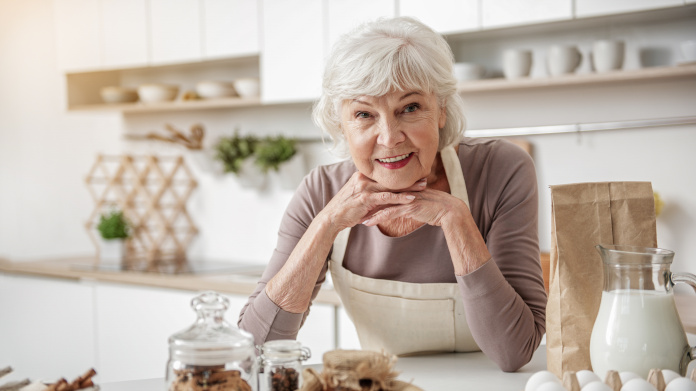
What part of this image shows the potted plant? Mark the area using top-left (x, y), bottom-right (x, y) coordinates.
top-left (254, 136), bottom-right (305, 190)
top-left (214, 132), bottom-right (265, 188)
top-left (97, 209), bottom-right (130, 266)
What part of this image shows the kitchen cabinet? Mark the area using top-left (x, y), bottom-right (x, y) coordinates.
top-left (202, 0), bottom-right (260, 60)
top-left (481, 0), bottom-right (572, 29)
top-left (326, 0), bottom-right (396, 51)
top-left (0, 274), bottom-right (96, 381)
top-left (399, 0), bottom-right (479, 34)
top-left (53, 0), bottom-right (101, 72)
top-left (261, 0), bottom-right (324, 103)
top-left (101, 0), bottom-right (149, 69)
top-left (575, 0), bottom-right (683, 18)
top-left (149, 0), bottom-right (202, 65)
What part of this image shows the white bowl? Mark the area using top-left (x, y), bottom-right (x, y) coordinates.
top-left (196, 80), bottom-right (237, 99)
top-left (233, 78), bottom-right (260, 98)
top-left (100, 86), bottom-right (138, 104)
top-left (137, 84), bottom-right (179, 103)
top-left (453, 62), bottom-right (486, 81)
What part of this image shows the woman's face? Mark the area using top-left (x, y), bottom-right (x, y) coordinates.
top-left (340, 90), bottom-right (446, 190)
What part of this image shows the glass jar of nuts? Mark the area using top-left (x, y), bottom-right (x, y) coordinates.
top-left (166, 291), bottom-right (258, 391)
top-left (259, 340), bottom-right (311, 391)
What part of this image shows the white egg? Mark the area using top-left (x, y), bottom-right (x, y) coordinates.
top-left (582, 380), bottom-right (612, 391)
top-left (665, 378), bottom-right (696, 391)
top-left (620, 372), bottom-right (642, 384)
top-left (526, 371), bottom-right (562, 391)
top-left (662, 370), bottom-right (682, 385)
top-left (577, 370), bottom-right (602, 388)
top-left (621, 378), bottom-right (657, 391)
top-left (537, 382), bottom-right (569, 391)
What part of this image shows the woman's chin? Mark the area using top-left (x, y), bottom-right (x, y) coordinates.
top-left (375, 176), bottom-right (420, 191)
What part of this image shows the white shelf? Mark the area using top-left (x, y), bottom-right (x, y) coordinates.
top-left (457, 63), bottom-right (696, 93)
top-left (69, 96), bottom-right (262, 113)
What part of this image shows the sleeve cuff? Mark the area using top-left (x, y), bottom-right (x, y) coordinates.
top-left (257, 288), bottom-right (305, 335)
top-left (455, 259), bottom-right (507, 298)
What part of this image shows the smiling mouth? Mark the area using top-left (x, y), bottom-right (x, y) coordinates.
top-left (377, 153), bottom-right (413, 163)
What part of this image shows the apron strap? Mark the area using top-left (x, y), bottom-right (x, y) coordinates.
top-left (440, 143), bottom-right (470, 209)
top-left (333, 228), bottom-right (351, 266)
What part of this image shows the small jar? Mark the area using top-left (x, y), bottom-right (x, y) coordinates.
top-left (259, 340), bottom-right (311, 391)
top-left (166, 291), bottom-right (258, 391)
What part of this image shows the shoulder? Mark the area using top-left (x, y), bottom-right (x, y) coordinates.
top-left (458, 138), bottom-right (537, 213)
top-left (459, 137), bottom-right (536, 182)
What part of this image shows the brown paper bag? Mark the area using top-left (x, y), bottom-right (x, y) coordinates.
top-left (546, 182), bottom-right (657, 377)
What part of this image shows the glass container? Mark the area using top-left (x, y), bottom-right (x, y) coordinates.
top-left (259, 340), bottom-right (311, 391)
top-left (166, 291), bottom-right (258, 391)
top-left (590, 245), bottom-right (696, 380)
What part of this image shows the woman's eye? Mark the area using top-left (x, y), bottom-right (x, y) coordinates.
top-left (404, 103), bottom-right (420, 113)
top-left (356, 111), bottom-right (371, 119)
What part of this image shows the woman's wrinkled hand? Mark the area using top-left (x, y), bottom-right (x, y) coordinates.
top-left (362, 187), bottom-right (467, 228)
top-left (320, 171), bottom-right (427, 234)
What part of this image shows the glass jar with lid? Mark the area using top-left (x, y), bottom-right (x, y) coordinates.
top-left (166, 291), bottom-right (258, 391)
top-left (259, 340), bottom-right (311, 391)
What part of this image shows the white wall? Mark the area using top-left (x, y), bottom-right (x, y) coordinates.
top-left (1, 0), bottom-right (695, 278)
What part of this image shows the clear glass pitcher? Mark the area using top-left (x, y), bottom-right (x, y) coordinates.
top-left (590, 244), bottom-right (696, 380)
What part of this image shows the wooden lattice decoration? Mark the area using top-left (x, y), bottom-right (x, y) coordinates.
top-left (85, 154), bottom-right (199, 271)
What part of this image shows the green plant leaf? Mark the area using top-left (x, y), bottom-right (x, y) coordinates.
top-left (97, 210), bottom-right (130, 239)
top-left (254, 136), bottom-right (297, 173)
top-left (213, 131), bottom-right (258, 174)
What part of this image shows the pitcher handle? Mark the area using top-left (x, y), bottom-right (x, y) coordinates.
top-left (671, 272), bottom-right (696, 292)
top-left (672, 271), bottom-right (696, 376)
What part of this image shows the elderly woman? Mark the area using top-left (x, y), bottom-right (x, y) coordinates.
top-left (239, 17), bottom-right (546, 372)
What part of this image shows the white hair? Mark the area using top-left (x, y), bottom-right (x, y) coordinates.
top-left (312, 17), bottom-right (466, 155)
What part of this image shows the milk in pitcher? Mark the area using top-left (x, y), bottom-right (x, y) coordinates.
top-left (590, 289), bottom-right (689, 379)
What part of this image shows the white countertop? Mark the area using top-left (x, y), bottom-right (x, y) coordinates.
top-left (100, 346), bottom-right (547, 391)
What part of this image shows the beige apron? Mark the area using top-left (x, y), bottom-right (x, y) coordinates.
top-left (329, 145), bottom-right (481, 356)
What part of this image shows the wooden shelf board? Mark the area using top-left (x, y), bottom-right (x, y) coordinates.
top-left (457, 64), bottom-right (696, 93)
top-left (69, 97), bottom-right (262, 113)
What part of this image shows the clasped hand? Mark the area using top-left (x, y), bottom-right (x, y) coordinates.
top-left (322, 172), bottom-right (467, 233)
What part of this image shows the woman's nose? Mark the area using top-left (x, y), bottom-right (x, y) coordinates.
top-left (376, 117), bottom-right (405, 147)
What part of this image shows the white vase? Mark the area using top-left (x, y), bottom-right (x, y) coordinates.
top-left (100, 238), bottom-right (125, 268)
top-left (235, 158), bottom-right (266, 189)
top-left (276, 153), bottom-right (306, 191)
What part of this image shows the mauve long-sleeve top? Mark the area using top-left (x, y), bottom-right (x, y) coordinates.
top-left (238, 137), bottom-right (547, 372)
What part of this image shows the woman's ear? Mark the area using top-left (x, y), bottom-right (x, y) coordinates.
top-left (439, 102), bottom-right (447, 129)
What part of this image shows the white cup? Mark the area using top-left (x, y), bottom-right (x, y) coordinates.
top-left (680, 40), bottom-right (696, 63)
top-left (547, 45), bottom-right (582, 76)
top-left (503, 49), bottom-right (533, 80)
top-left (592, 40), bottom-right (625, 73)
top-left (453, 62), bottom-right (486, 81)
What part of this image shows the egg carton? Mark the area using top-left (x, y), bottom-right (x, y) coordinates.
top-left (525, 368), bottom-right (696, 391)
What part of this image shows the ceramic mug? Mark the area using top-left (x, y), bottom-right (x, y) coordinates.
top-left (592, 40), bottom-right (625, 73)
top-left (547, 45), bottom-right (582, 76)
top-left (453, 62), bottom-right (486, 81)
top-left (503, 49), bottom-right (533, 80)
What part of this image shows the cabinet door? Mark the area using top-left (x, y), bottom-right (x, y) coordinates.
top-left (261, 0), bottom-right (324, 103)
top-left (94, 283), bottom-right (249, 383)
top-left (327, 0), bottom-right (396, 51)
top-left (0, 274), bottom-right (96, 380)
top-left (482, 0), bottom-right (572, 29)
top-left (399, 0), bottom-right (479, 34)
top-left (575, 0), bottom-right (683, 18)
top-left (53, 0), bottom-right (101, 72)
top-left (149, 0), bottom-right (202, 65)
top-left (202, 0), bottom-right (260, 59)
top-left (101, 0), bottom-right (149, 69)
